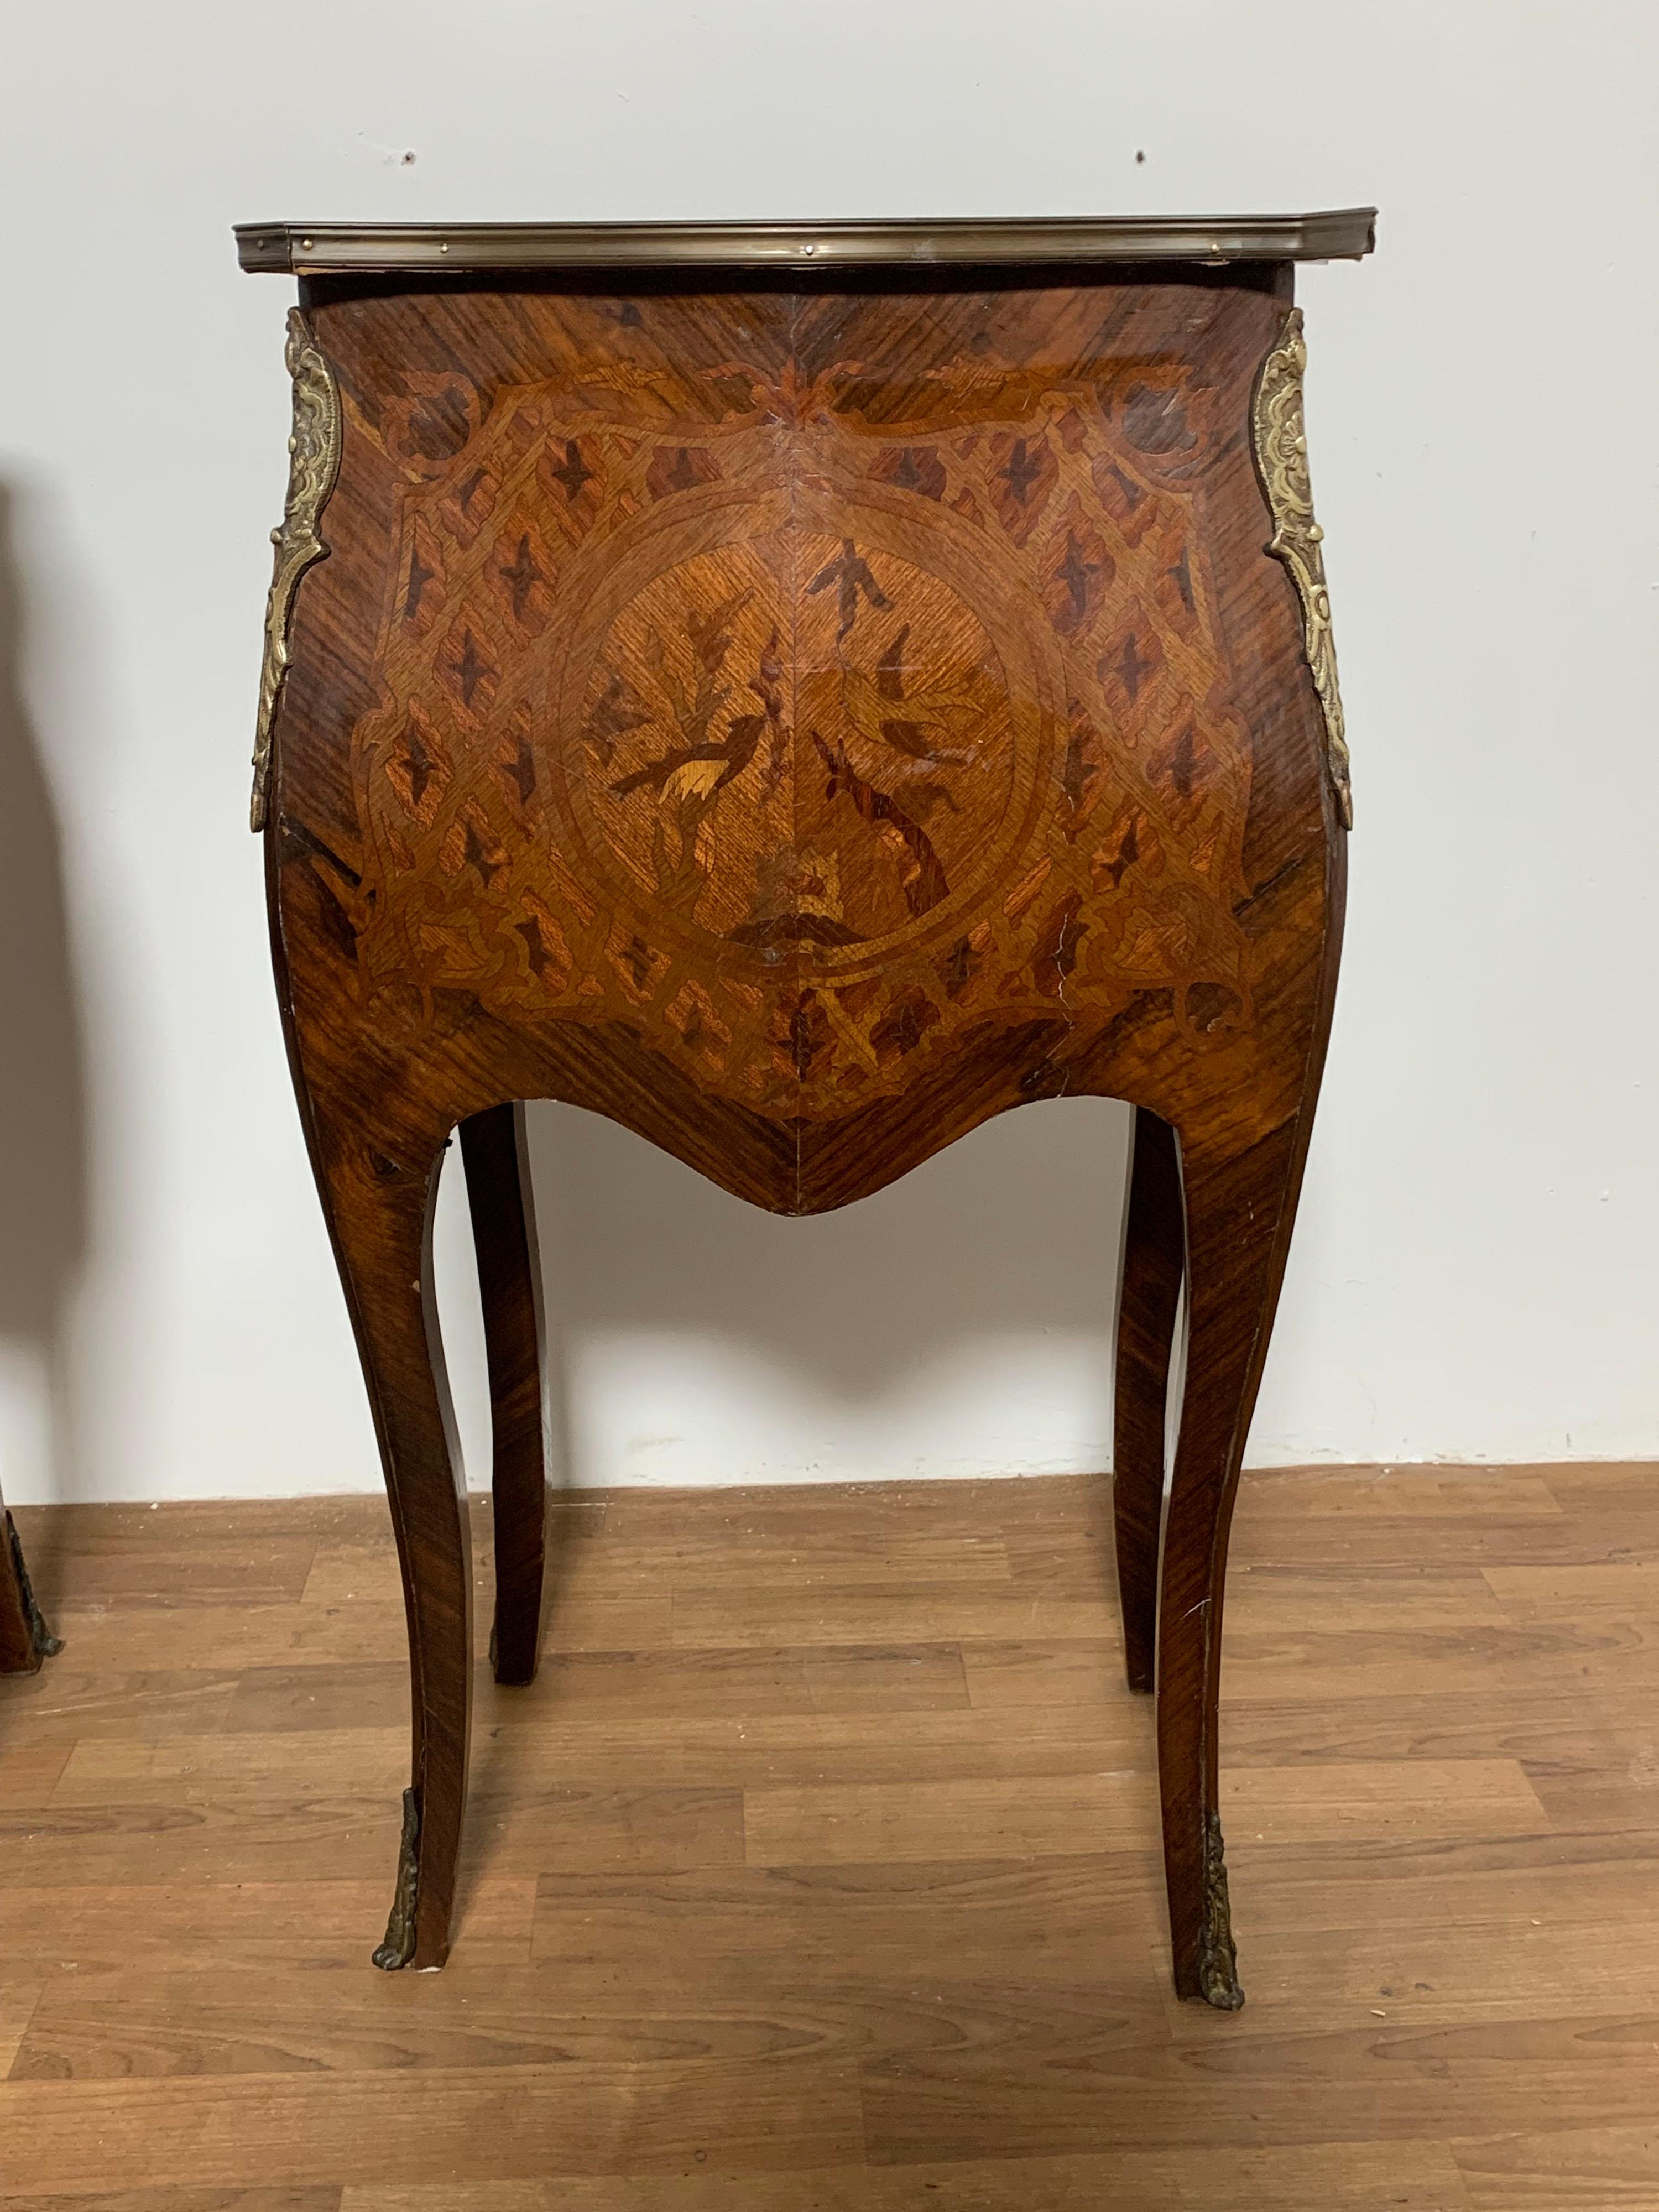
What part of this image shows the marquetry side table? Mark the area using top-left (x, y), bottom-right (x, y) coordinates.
top-left (237, 211), bottom-right (1373, 2005)
top-left (1, 1483), bottom-right (61, 1673)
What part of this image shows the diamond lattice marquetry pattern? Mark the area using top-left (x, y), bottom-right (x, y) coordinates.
top-left (353, 358), bottom-right (1254, 1120)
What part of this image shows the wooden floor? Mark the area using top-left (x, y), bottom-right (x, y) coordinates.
top-left (2, 1463), bottom-right (1658, 2209)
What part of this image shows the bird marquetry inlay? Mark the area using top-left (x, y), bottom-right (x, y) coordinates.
top-left (340, 338), bottom-right (1258, 1123)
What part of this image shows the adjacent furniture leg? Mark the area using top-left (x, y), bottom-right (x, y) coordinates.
top-left (459, 1101), bottom-right (550, 1687)
top-left (304, 1102), bottom-right (473, 1971)
top-left (1, 1488), bottom-right (61, 1674)
top-left (1156, 1116), bottom-right (1309, 2009)
top-left (1113, 1107), bottom-right (1185, 1694)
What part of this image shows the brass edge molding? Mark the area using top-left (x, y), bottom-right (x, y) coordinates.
top-left (1251, 308), bottom-right (1353, 830)
top-left (234, 208), bottom-right (1378, 275)
top-left (251, 309), bottom-right (342, 831)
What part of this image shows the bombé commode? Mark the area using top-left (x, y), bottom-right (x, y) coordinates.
top-left (236, 209), bottom-right (1375, 2005)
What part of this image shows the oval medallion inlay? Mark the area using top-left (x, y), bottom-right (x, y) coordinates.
top-left (563, 525), bottom-right (1031, 973)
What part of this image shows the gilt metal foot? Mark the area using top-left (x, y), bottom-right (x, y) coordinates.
top-left (1195, 1812), bottom-right (1245, 2010)
top-left (371, 1787), bottom-right (421, 1970)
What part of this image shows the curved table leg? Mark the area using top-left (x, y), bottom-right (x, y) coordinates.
top-left (1113, 1107), bottom-right (1185, 1694)
top-left (1, 1486), bottom-right (61, 1674)
top-left (1156, 1114), bottom-right (1310, 2010)
top-left (459, 1102), bottom-right (549, 1688)
top-left (304, 1095), bottom-right (473, 1971)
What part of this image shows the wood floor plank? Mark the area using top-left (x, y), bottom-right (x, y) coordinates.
top-left (742, 1772), bottom-right (1160, 1867)
top-left (0, 1879), bottom-right (535, 1974)
top-left (0, 2061), bottom-right (867, 2194)
top-left (515, 1644), bottom-right (973, 1721)
top-left (48, 1703), bottom-right (1143, 1801)
top-left (961, 1635), bottom-right (1626, 1729)
top-left (299, 1501), bottom-right (606, 1609)
top-left (0, 1977), bottom-right (46, 2077)
top-left (0, 1744), bottom-right (71, 1808)
top-left (1225, 1563), bottom-right (1510, 1632)
top-left (1222, 1759), bottom-right (1551, 1845)
top-left (8, 1962), bottom-right (901, 2082)
top-left (1538, 1464), bottom-right (1659, 1516)
top-left (2, 1764), bottom-right (741, 1891)
top-left (342, 2180), bottom-right (872, 2212)
top-left (11, 1499), bottom-right (380, 1545)
top-left (7, 1958), bottom-right (1180, 2091)
top-left (1222, 1684), bottom-right (1645, 1769)
top-left (1522, 1763), bottom-right (1659, 1837)
top-left (671, 1589), bottom-right (1111, 1649)
top-left (1237, 1467), bottom-right (1571, 1521)
top-left (33, 1597), bottom-right (651, 1673)
top-left (1453, 2121), bottom-right (1659, 2207)
top-left (1225, 1830), bottom-right (1659, 1940)
top-left (1222, 1619), bottom-right (1659, 1704)
top-left (0, 1666), bottom-right (238, 1748)
top-left (49, 1728), bottom-right (408, 1803)
top-left (1483, 1561), bottom-right (1659, 1624)
top-left (858, 2012), bottom-right (1659, 2162)
top-left (221, 1666), bottom-right (414, 1735)
top-left (1163, 1910), bottom-right (1659, 2028)
top-left (41, 1605), bottom-right (344, 1672)
top-left (0, 2193), bottom-right (339, 2211)
top-left (337, 2141), bottom-right (1473, 2210)
top-left (602, 1483), bottom-right (1026, 1539)
top-left (498, 1703), bottom-right (1145, 1792)
top-left (867, 2142), bottom-right (1475, 2208)
top-left (957, 1637), bottom-right (1124, 1711)
top-left (6, 1520), bottom-right (319, 1611)
top-left (3, 1463), bottom-right (1657, 2201)
top-left (530, 1858), bottom-right (1167, 1994)
top-left (596, 1529), bottom-right (1015, 1598)
top-left (1229, 1512), bottom-right (1653, 1569)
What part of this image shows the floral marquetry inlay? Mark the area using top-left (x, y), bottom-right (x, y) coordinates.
top-left (347, 342), bottom-right (1259, 1121)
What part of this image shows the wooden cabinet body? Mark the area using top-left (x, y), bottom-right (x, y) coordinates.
top-left (239, 213), bottom-right (1373, 2004)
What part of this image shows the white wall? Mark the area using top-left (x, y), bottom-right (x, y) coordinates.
top-left (1, 0), bottom-right (1654, 1504)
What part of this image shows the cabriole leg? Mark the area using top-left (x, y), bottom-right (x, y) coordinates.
top-left (1157, 1117), bottom-right (1307, 2008)
top-left (459, 1101), bottom-right (549, 1687)
top-left (1112, 1107), bottom-right (1184, 1694)
top-left (305, 1100), bottom-right (473, 1971)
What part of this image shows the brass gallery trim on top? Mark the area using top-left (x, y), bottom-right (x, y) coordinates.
top-left (234, 210), bottom-right (1376, 275)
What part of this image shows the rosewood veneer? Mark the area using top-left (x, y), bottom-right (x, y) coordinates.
top-left (236, 211), bottom-right (1374, 2004)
